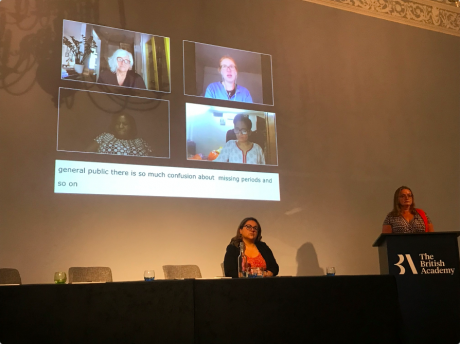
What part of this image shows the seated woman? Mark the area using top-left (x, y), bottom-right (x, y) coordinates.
top-left (382, 186), bottom-right (434, 233)
top-left (224, 217), bottom-right (279, 278)
top-left (87, 113), bottom-right (153, 157)
top-left (214, 114), bottom-right (265, 165)
top-left (98, 49), bottom-right (147, 89)
top-left (204, 56), bottom-right (253, 103)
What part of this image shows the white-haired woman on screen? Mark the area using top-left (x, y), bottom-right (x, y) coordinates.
top-left (97, 49), bottom-right (147, 89)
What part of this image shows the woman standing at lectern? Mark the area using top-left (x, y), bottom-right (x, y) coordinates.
top-left (382, 186), bottom-right (434, 233)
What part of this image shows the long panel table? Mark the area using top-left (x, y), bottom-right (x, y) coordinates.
top-left (194, 276), bottom-right (402, 344)
top-left (0, 280), bottom-right (195, 343)
top-left (0, 276), bottom-right (402, 344)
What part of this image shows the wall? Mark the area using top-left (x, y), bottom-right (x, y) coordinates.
top-left (0, 0), bottom-right (459, 284)
top-left (187, 109), bottom-right (235, 156)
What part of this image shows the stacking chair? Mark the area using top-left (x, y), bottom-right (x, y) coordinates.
top-left (162, 265), bottom-right (202, 279)
top-left (68, 267), bottom-right (112, 284)
top-left (0, 268), bottom-right (22, 285)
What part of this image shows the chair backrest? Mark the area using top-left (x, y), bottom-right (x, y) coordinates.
top-left (162, 265), bottom-right (202, 279)
top-left (0, 268), bottom-right (21, 285)
top-left (68, 267), bottom-right (112, 284)
top-left (221, 263), bottom-right (225, 276)
top-left (226, 129), bottom-right (237, 143)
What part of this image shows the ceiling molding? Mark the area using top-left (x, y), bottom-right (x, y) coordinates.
top-left (303, 0), bottom-right (460, 37)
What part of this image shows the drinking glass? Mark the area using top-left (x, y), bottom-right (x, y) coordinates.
top-left (256, 267), bottom-right (265, 278)
top-left (54, 272), bottom-right (67, 284)
top-left (249, 267), bottom-right (264, 278)
top-left (144, 270), bottom-right (155, 281)
top-left (326, 267), bottom-right (336, 276)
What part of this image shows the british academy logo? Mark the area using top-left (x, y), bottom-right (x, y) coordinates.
top-left (394, 253), bottom-right (456, 275)
top-left (394, 254), bottom-right (418, 274)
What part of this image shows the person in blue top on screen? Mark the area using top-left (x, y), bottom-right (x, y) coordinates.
top-left (204, 56), bottom-right (253, 103)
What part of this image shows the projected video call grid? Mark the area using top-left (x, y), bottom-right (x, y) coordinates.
top-left (57, 19), bottom-right (279, 201)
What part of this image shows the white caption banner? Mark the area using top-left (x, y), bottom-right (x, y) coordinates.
top-left (55, 160), bottom-right (280, 201)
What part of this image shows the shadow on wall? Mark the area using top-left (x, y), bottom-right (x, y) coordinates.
top-left (296, 242), bottom-right (324, 276)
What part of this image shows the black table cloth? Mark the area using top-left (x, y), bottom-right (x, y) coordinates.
top-left (0, 280), bottom-right (194, 343)
top-left (0, 276), bottom-right (401, 344)
top-left (194, 276), bottom-right (402, 344)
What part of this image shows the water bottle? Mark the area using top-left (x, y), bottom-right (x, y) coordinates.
top-left (238, 242), bottom-right (248, 278)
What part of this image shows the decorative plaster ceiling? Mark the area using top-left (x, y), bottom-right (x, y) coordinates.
top-left (303, 0), bottom-right (460, 36)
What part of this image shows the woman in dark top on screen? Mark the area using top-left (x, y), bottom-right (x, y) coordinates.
top-left (382, 186), bottom-right (434, 233)
top-left (224, 217), bottom-right (279, 278)
top-left (87, 113), bottom-right (152, 157)
top-left (97, 49), bottom-right (147, 89)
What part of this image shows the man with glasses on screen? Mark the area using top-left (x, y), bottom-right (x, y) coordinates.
top-left (205, 56), bottom-right (253, 103)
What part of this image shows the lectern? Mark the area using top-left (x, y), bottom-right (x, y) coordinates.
top-left (373, 232), bottom-right (460, 344)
